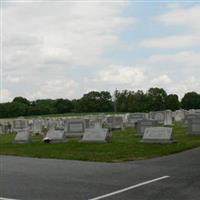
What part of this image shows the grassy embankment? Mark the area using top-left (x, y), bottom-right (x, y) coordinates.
top-left (0, 122), bottom-right (200, 162)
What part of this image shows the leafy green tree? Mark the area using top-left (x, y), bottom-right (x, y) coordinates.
top-left (55, 99), bottom-right (73, 113)
top-left (29, 99), bottom-right (57, 115)
top-left (165, 94), bottom-right (180, 111)
top-left (0, 102), bottom-right (28, 117)
top-left (13, 97), bottom-right (30, 106)
top-left (147, 88), bottom-right (167, 111)
top-left (114, 90), bottom-right (128, 112)
top-left (79, 91), bottom-right (113, 112)
top-left (181, 92), bottom-right (200, 109)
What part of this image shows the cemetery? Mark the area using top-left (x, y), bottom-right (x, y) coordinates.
top-left (1, 110), bottom-right (200, 162)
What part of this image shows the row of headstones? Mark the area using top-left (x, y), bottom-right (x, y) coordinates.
top-left (12, 117), bottom-right (174, 144)
top-left (1, 109), bottom-right (199, 134)
top-left (2, 109), bottom-right (200, 144)
top-left (14, 120), bottom-right (112, 144)
top-left (14, 121), bottom-right (175, 144)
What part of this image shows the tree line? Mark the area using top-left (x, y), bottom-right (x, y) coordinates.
top-left (0, 88), bottom-right (200, 118)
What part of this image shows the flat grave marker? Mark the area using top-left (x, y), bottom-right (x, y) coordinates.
top-left (142, 127), bottom-right (174, 143)
top-left (44, 129), bottom-right (66, 143)
top-left (82, 122), bottom-right (111, 143)
top-left (14, 130), bottom-right (31, 143)
top-left (136, 119), bottom-right (158, 136)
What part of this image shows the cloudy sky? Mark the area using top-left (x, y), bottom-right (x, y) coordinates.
top-left (1, 0), bottom-right (200, 102)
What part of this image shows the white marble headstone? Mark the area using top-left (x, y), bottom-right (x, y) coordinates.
top-left (44, 129), bottom-right (65, 143)
top-left (142, 127), bottom-right (174, 143)
top-left (82, 122), bottom-right (111, 143)
top-left (14, 130), bottom-right (31, 143)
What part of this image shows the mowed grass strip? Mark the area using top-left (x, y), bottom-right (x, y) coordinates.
top-left (1, 122), bottom-right (200, 162)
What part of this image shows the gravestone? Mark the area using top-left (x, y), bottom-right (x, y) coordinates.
top-left (0, 122), bottom-right (11, 134)
top-left (125, 113), bottom-right (146, 128)
top-left (82, 122), bottom-right (111, 143)
top-left (55, 119), bottom-right (65, 130)
top-left (195, 109), bottom-right (200, 114)
top-left (104, 116), bottom-right (124, 130)
top-left (188, 118), bottom-right (200, 135)
top-left (136, 119), bottom-right (159, 136)
top-left (188, 109), bottom-right (195, 114)
top-left (48, 119), bottom-right (56, 130)
top-left (142, 127), bottom-right (174, 143)
top-left (32, 120), bottom-right (43, 135)
top-left (174, 110), bottom-right (185, 122)
top-left (184, 114), bottom-right (200, 127)
top-left (14, 130), bottom-right (31, 143)
top-left (150, 111), bottom-right (165, 124)
top-left (88, 118), bottom-right (103, 128)
top-left (44, 129), bottom-right (66, 143)
top-left (64, 118), bottom-right (86, 137)
top-left (164, 110), bottom-right (172, 126)
top-left (12, 118), bottom-right (28, 132)
top-left (0, 124), bottom-right (3, 134)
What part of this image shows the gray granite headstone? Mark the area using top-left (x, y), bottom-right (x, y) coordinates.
top-left (64, 119), bottom-right (85, 137)
top-left (13, 119), bottom-right (28, 132)
top-left (14, 130), bottom-right (31, 143)
top-left (82, 122), bottom-right (111, 143)
top-left (105, 116), bottom-right (124, 130)
top-left (184, 114), bottom-right (200, 127)
top-left (188, 118), bottom-right (200, 135)
top-left (151, 111), bottom-right (165, 124)
top-left (142, 127), bottom-right (174, 143)
top-left (125, 113), bottom-right (146, 128)
top-left (32, 120), bottom-right (43, 135)
top-left (136, 119), bottom-right (159, 136)
top-left (44, 129), bottom-right (66, 143)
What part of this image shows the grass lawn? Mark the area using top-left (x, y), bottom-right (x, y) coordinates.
top-left (0, 122), bottom-right (200, 162)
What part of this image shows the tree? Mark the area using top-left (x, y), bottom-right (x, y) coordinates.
top-left (0, 102), bottom-right (29, 117)
top-left (165, 94), bottom-right (180, 111)
top-left (114, 90), bottom-right (129, 112)
top-left (55, 99), bottom-right (73, 113)
top-left (147, 88), bottom-right (167, 111)
top-left (29, 99), bottom-right (57, 115)
top-left (12, 97), bottom-right (30, 106)
top-left (181, 92), bottom-right (200, 109)
top-left (78, 91), bottom-right (113, 112)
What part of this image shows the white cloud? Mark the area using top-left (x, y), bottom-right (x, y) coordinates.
top-left (152, 75), bottom-right (172, 85)
top-left (3, 2), bottom-right (135, 101)
top-left (5, 2), bottom-right (135, 68)
top-left (169, 76), bottom-right (200, 98)
top-left (140, 34), bottom-right (200, 49)
top-left (140, 5), bottom-right (200, 49)
top-left (98, 65), bottom-right (145, 85)
top-left (147, 51), bottom-right (200, 68)
top-left (158, 5), bottom-right (200, 31)
top-left (31, 79), bottom-right (79, 100)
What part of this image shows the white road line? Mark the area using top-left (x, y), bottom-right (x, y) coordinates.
top-left (89, 175), bottom-right (170, 200)
top-left (0, 198), bottom-right (20, 200)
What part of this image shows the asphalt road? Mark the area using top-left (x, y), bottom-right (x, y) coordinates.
top-left (0, 147), bottom-right (200, 200)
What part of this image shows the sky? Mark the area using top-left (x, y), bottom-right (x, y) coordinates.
top-left (1, 0), bottom-right (200, 102)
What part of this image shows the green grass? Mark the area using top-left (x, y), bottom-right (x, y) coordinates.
top-left (1, 122), bottom-right (200, 162)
